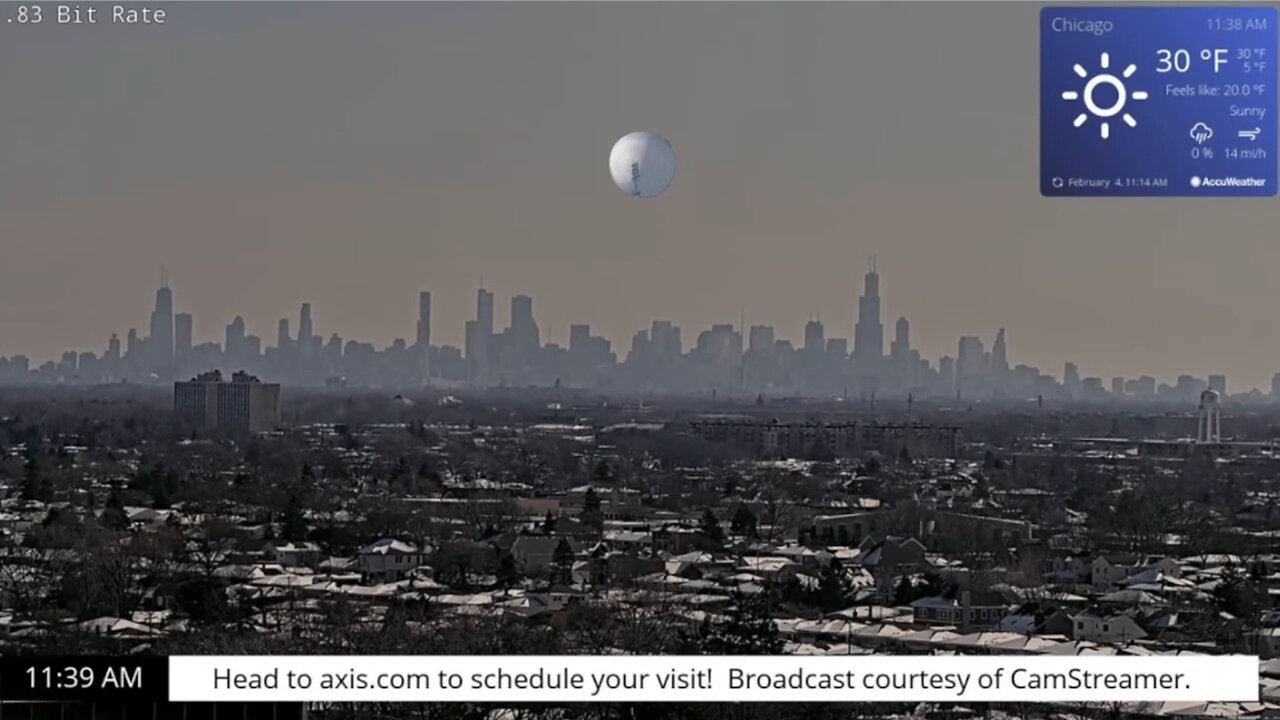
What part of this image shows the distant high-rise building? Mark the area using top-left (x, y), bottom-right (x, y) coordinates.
top-left (1272, 373), bottom-right (1280, 399)
top-left (415, 291), bottom-right (432, 381)
top-left (569, 324), bottom-right (591, 352)
top-left (1111, 377), bottom-right (1125, 396)
top-left (853, 261), bottom-right (884, 366)
top-left (477, 289), bottom-right (494, 336)
top-left (226, 316), bottom-right (246, 360)
top-left (1176, 374), bottom-right (1207, 402)
top-left (1135, 375), bottom-right (1157, 396)
top-left (466, 289), bottom-right (495, 385)
top-left (509, 294), bottom-right (540, 355)
top-left (277, 318), bottom-right (291, 352)
top-left (463, 320), bottom-right (479, 382)
top-left (804, 320), bottom-right (825, 355)
top-left (416, 291), bottom-right (432, 348)
top-left (175, 313), bottom-right (193, 358)
top-left (174, 370), bottom-right (221, 428)
top-left (148, 280), bottom-right (174, 371)
top-left (175, 369), bottom-right (281, 433)
top-left (299, 304), bottom-right (313, 344)
top-left (956, 336), bottom-right (985, 398)
top-left (1208, 374), bottom-right (1227, 396)
top-left (939, 355), bottom-right (956, 394)
top-left (891, 317), bottom-right (910, 360)
top-left (106, 334), bottom-right (121, 362)
top-left (748, 325), bottom-right (775, 353)
top-left (649, 321), bottom-right (681, 361)
top-left (628, 330), bottom-right (650, 361)
top-left (991, 328), bottom-right (1009, 393)
top-left (1064, 362), bottom-right (1081, 396)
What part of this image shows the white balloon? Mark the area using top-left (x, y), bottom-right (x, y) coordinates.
top-left (609, 131), bottom-right (675, 198)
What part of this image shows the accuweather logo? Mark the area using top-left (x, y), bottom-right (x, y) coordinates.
top-left (1190, 176), bottom-right (1268, 188)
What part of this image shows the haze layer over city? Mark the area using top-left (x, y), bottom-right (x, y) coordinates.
top-left (3, 2), bottom-right (1279, 390)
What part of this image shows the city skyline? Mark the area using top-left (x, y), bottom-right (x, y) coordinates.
top-left (0, 266), bottom-right (1265, 404)
top-left (4, 3), bottom-right (1279, 387)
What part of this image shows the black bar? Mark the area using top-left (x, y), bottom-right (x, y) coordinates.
top-left (0, 657), bottom-right (168, 703)
top-left (0, 702), bottom-right (307, 719)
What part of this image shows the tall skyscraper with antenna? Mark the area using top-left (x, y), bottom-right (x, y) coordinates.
top-left (148, 267), bottom-right (174, 374)
top-left (853, 259), bottom-right (884, 373)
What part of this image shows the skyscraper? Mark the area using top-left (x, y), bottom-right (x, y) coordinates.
top-left (890, 317), bottom-right (911, 392)
top-left (939, 355), bottom-right (956, 395)
top-left (650, 321), bottom-right (681, 361)
top-left (298, 304), bottom-right (313, 348)
top-left (956, 336), bottom-right (985, 398)
top-left (416, 291), bottom-right (432, 382)
top-left (509, 295), bottom-right (540, 356)
top-left (804, 320), bottom-right (825, 355)
top-left (175, 313), bottom-right (193, 359)
top-left (1208, 374), bottom-right (1227, 396)
top-left (466, 288), bottom-right (494, 385)
top-left (277, 318), bottom-right (291, 352)
top-left (990, 328), bottom-right (1009, 394)
top-left (477, 289), bottom-right (494, 337)
top-left (891, 317), bottom-right (910, 360)
top-left (148, 279), bottom-right (174, 371)
top-left (416, 291), bottom-right (432, 349)
top-left (853, 261), bottom-right (884, 371)
top-left (226, 316), bottom-right (246, 361)
top-left (1064, 362), bottom-right (1081, 396)
top-left (748, 325), bottom-right (775, 353)
top-left (992, 328), bottom-right (1008, 372)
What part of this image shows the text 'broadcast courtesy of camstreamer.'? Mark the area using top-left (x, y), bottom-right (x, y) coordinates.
top-left (0, 0), bottom-right (1277, 719)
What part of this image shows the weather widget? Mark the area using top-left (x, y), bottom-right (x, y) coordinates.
top-left (1041, 6), bottom-right (1277, 197)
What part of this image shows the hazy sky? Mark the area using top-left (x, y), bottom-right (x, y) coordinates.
top-left (3, 3), bottom-right (1278, 388)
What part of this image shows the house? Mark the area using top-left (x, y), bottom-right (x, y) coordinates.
top-left (357, 539), bottom-right (429, 582)
top-left (859, 536), bottom-right (927, 595)
top-left (910, 590), bottom-right (1010, 630)
top-left (998, 604), bottom-right (1076, 636)
top-left (511, 536), bottom-right (580, 575)
top-left (1048, 550), bottom-right (1093, 583)
top-left (1091, 555), bottom-right (1181, 590)
top-left (1090, 554), bottom-right (1140, 589)
top-left (518, 585), bottom-right (586, 615)
top-left (737, 557), bottom-right (799, 583)
top-left (264, 541), bottom-right (323, 568)
top-left (1070, 610), bottom-right (1148, 643)
top-left (601, 530), bottom-right (652, 552)
top-left (652, 525), bottom-right (702, 554)
top-left (592, 550), bottom-right (663, 585)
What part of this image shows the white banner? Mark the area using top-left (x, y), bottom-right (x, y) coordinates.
top-left (169, 654), bottom-right (1260, 703)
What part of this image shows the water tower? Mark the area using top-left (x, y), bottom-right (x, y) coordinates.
top-left (1197, 389), bottom-right (1221, 443)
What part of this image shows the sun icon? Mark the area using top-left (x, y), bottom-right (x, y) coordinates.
top-left (1062, 52), bottom-right (1149, 139)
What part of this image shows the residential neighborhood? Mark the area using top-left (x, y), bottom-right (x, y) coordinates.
top-left (1, 386), bottom-right (1279, 717)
